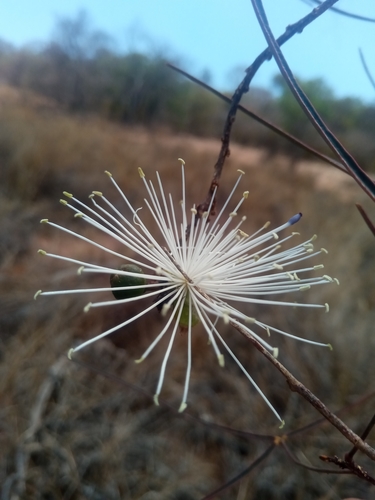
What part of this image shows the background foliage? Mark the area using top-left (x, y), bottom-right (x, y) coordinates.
top-left (1, 11), bottom-right (375, 169)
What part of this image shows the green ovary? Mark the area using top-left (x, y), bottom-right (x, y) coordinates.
top-left (178, 297), bottom-right (200, 328)
top-left (110, 264), bottom-right (146, 300)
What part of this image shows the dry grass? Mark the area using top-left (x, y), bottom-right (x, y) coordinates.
top-left (1, 86), bottom-right (375, 499)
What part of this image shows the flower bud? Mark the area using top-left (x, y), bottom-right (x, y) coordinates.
top-left (110, 264), bottom-right (146, 300)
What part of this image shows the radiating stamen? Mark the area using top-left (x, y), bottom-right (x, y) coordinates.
top-left (38, 162), bottom-right (336, 421)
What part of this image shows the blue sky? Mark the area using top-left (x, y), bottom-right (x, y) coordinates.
top-left (0, 0), bottom-right (374, 101)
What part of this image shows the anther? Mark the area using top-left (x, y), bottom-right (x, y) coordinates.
top-left (138, 167), bottom-right (145, 178)
top-left (63, 191), bottom-right (73, 198)
top-left (273, 347), bottom-right (279, 358)
top-left (178, 402), bottom-right (187, 413)
top-left (243, 191), bottom-right (249, 199)
top-left (288, 213), bottom-right (302, 225)
top-left (59, 199), bottom-right (68, 206)
top-left (84, 303), bottom-right (92, 313)
top-left (299, 285), bottom-right (311, 291)
top-left (264, 221), bottom-right (271, 229)
top-left (134, 357), bottom-right (144, 364)
top-left (321, 248), bottom-right (328, 254)
top-left (34, 290), bottom-right (42, 299)
top-left (40, 219), bottom-right (48, 224)
top-left (304, 243), bottom-right (314, 250)
top-left (37, 249), bottom-right (47, 255)
top-left (67, 348), bottom-right (74, 360)
top-left (74, 213), bottom-right (83, 218)
top-left (77, 266), bottom-right (85, 275)
top-left (245, 317), bottom-right (256, 324)
top-left (273, 263), bottom-right (283, 270)
top-left (161, 303), bottom-right (170, 316)
top-left (92, 191), bottom-right (102, 197)
top-left (314, 264), bottom-right (324, 270)
top-left (229, 212), bottom-right (237, 218)
top-left (334, 278), bottom-right (340, 285)
top-left (325, 303), bottom-right (329, 313)
top-left (153, 394), bottom-right (159, 406)
top-left (272, 232), bottom-right (279, 240)
top-left (218, 354), bottom-right (225, 367)
top-left (237, 169), bottom-right (245, 175)
top-left (191, 208), bottom-right (197, 214)
top-left (105, 170), bottom-right (112, 177)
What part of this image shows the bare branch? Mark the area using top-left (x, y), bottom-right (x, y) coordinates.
top-left (305, 0), bottom-right (375, 23)
top-left (355, 204), bottom-right (375, 237)
top-left (167, 63), bottom-right (347, 173)
top-left (288, 389), bottom-right (375, 438)
top-left (320, 455), bottom-right (375, 485)
top-left (201, 444), bottom-right (275, 499)
top-left (13, 357), bottom-right (68, 499)
top-left (345, 412), bottom-right (375, 462)
top-left (196, 0), bottom-right (342, 219)
top-left (282, 442), bottom-right (352, 474)
top-left (250, 0), bottom-right (375, 201)
top-left (230, 318), bottom-right (375, 462)
top-left (359, 48), bottom-right (375, 93)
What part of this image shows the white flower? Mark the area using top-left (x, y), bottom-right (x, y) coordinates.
top-left (35, 160), bottom-right (337, 422)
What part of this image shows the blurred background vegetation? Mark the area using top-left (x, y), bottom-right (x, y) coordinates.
top-left (1, 10), bottom-right (375, 500)
top-left (1, 11), bottom-right (375, 170)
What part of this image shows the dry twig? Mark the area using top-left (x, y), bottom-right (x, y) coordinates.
top-left (9, 357), bottom-right (69, 499)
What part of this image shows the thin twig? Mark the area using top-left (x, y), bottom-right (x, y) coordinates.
top-left (305, 0), bottom-right (375, 23)
top-left (200, 444), bottom-right (275, 500)
top-left (196, 0), bottom-right (341, 219)
top-left (359, 48), bottom-right (375, 93)
top-left (287, 389), bottom-right (375, 438)
top-left (355, 204), bottom-right (375, 237)
top-left (12, 356), bottom-right (68, 499)
top-left (230, 318), bottom-right (375, 462)
top-left (320, 455), bottom-right (375, 485)
top-left (72, 350), bottom-right (375, 496)
top-left (281, 441), bottom-right (352, 474)
top-left (345, 412), bottom-right (375, 462)
top-left (251, 0), bottom-right (375, 201)
top-left (73, 355), bottom-right (275, 442)
top-left (167, 63), bottom-right (346, 173)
